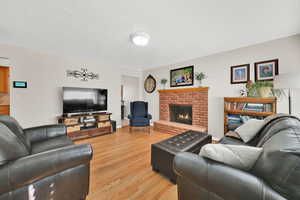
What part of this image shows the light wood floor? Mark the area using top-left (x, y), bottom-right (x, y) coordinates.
top-left (76, 127), bottom-right (178, 200)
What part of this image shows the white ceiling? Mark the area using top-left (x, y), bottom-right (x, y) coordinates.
top-left (0, 0), bottom-right (300, 70)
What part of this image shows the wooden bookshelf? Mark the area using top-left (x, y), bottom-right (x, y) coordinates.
top-left (224, 97), bottom-right (277, 133)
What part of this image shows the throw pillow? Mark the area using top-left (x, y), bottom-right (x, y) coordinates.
top-left (199, 144), bottom-right (263, 170)
top-left (235, 119), bottom-right (264, 143)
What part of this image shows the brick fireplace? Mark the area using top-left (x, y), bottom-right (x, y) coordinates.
top-left (154, 87), bottom-right (208, 135)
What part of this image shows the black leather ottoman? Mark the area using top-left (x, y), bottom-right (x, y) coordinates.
top-left (151, 130), bottom-right (211, 183)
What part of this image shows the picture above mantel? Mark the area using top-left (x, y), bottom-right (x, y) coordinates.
top-left (158, 87), bottom-right (209, 93)
top-left (170, 66), bottom-right (194, 87)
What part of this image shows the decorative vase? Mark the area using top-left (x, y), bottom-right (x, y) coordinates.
top-left (197, 80), bottom-right (202, 87)
top-left (258, 87), bottom-right (272, 98)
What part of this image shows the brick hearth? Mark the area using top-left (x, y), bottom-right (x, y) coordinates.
top-left (154, 87), bottom-right (208, 135)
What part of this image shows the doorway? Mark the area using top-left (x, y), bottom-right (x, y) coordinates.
top-left (121, 75), bottom-right (140, 127)
top-left (0, 66), bottom-right (10, 115)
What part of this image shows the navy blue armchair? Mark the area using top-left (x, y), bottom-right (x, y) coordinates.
top-left (128, 101), bottom-right (152, 133)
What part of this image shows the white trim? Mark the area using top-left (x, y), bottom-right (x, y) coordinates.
top-left (117, 125), bottom-right (122, 129)
top-left (212, 136), bottom-right (221, 142)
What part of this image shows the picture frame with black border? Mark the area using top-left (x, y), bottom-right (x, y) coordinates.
top-left (254, 59), bottom-right (279, 81)
top-left (170, 66), bottom-right (194, 87)
top-left (230, 64), bottom-right (250, 84)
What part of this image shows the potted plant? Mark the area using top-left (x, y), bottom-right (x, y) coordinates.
top-left (247, 81), bottom-right (284, 98)
top-left (195, 72), bottom-right (207, 87)
top-left (160, 78), bottom-right (168, 89)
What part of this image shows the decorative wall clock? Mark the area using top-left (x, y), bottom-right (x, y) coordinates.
top-left (144, 75), bottom-right (156, 93)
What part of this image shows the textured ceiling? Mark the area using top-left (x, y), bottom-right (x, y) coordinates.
top-left (0, 0), bottom-right (299, 70)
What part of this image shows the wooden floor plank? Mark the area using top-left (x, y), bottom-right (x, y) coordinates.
top-left (76, 127), bottom-right (178, 200)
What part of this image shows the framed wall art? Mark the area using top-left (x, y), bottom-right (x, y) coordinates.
top-left (230, 64), bottom-right (250, 84)
top-left (254, 59), bottom-right (279, 81)
top-left (170, 66), bottom-right (194, 87)
top-left (144, 75), bottom-right (156, 93)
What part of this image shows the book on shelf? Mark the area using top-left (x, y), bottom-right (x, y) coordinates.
top-left (226, 101), bottom-right (274, 113)
top-left (243, 103), bottom-right (264, 112)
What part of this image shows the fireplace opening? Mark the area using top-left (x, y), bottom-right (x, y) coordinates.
top-left (169, 104), bottom-right (192, 125)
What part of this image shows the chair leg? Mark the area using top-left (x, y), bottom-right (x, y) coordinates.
top-left (148, 126), bottom-right (151, 134)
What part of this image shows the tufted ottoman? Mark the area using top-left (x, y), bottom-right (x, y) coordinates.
top-left (151, 130), bottom-right (211, 183)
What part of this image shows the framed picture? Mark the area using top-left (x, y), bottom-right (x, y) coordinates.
top-left (144, 75), bottom-right (156, 93)
top-left (230, 64), bottom-right (250, 84)
top-left (170, 66), bottom-right (194, 87)
top-left (254, 59), bottom-right (278, 81)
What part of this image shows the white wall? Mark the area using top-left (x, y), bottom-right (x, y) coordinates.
top-left (143, 34), bottom-right (300, 140)
top-left (0, 44), bottom-right (123, 128)
top-left (121, 75), bottom-right (140, 118)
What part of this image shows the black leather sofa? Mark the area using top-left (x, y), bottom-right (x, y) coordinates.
top-left (0, 115), bottom-right (93, 200)
top-left (174, 114), bottom-right (300, 200)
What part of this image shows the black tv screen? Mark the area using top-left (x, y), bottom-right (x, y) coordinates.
top-left (63, 87), bottom-right (107, 114)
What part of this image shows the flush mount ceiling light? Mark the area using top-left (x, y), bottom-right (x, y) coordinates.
top-left (130, 32), bottom-right (150, 46)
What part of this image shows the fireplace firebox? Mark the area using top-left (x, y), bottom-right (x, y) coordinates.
top-left (169, 104), bottom-right (192, 125)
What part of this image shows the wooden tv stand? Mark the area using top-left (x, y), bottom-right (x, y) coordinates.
top-left (58, 113), bottom-right (112, 141)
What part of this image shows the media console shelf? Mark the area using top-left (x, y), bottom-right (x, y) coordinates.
top-left (58, 113), bottom-right (112, 141)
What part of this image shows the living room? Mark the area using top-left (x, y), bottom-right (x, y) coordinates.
top-left (0, 1), bottom-right (300, 200)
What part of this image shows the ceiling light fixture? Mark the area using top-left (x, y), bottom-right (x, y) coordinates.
top-left (130, 32), bottom-right (150, 46)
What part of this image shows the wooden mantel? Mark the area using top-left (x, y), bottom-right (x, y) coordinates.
top-left (158, 87), bottom-right (209, 93)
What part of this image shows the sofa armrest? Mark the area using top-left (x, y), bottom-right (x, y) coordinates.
top-left (0, 144), bottom-right (92, 194)
top-left (174, 152), bottom-right (285, 200)
top-left (24, 124), bottom-right (67, 143)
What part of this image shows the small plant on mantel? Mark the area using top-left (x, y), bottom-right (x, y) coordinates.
top-left (160, 78), bottom-right (168, 89)
top-left (195, 72), bottom-right (207, 87)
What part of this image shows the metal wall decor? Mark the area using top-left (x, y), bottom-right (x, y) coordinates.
top-left (66, 68), bottom-right (99, 81)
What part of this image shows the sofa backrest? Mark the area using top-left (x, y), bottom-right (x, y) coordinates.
top-left (130, 101), bottom-right (148, 117)
top-left (252, 117), bottom-right (300, 200)
top-left (0, 123), bottom-right (29, 166)
top-left (245, 114), bottom-right (294, 146)
top-left (0, 115), bottom-right (31, 151)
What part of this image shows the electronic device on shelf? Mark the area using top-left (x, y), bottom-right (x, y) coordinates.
top-left (58, 112), bottom-right (113, 141)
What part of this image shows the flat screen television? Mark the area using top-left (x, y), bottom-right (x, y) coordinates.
top-left (63, 87), bottom-right (107, 114)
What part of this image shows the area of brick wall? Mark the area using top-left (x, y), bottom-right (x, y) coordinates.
top-left (153, 122), bottom-right (187, 135)
top-left (153, 120), bottom-right (207, 135)
top-left (159, 89), bottom-right (208, 129)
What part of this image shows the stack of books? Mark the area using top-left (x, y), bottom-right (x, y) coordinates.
top-left (243, 103), bottom-right (264, 112)
top-left (226, 102), bottom-right (273, 112)
top-left (227, 114), bottom-right (242, 131)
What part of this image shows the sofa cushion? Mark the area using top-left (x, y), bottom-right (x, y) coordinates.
top-left (31, 136), bottom-right (73, 154)
top-left (130, 117), bottom-right (149, 123)
top-left (0, 123), bottom-right (29, 165)
top-left (219, 136), bottom-right (247, 146)
top-left (252, 117), bottom-right (300, 199)
top-left (131, 101), bottom-right (148, 117)
top-left (200, 144), bottom-right (263, 171)
top-left (0, 115), bottom-right (31, 151)
top-left (235, 119), bottom-right (264, 143)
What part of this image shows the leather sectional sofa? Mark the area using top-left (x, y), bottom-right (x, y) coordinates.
top-left (0, 115), bottom-right (93, 200)
top-left (174, 114), bottom-right (300, 200)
